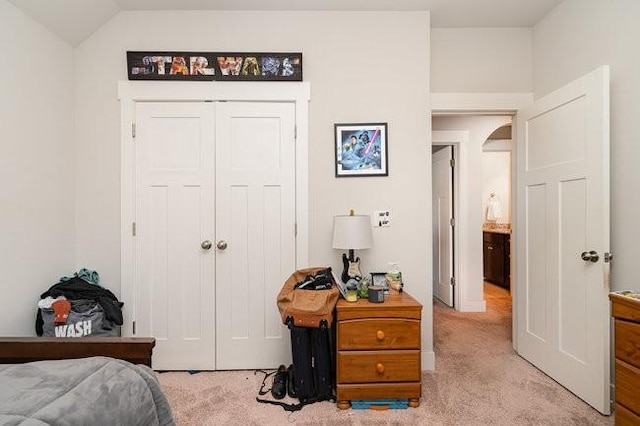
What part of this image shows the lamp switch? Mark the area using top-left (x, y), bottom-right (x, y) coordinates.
top-left (373, 210), bottom-right (391, 227)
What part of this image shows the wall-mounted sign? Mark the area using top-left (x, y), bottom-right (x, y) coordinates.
top-left (126, 51), bottom-right (302, 82)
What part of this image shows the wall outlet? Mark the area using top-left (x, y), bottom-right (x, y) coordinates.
top-left (373, 210), bottom-right (391, 227)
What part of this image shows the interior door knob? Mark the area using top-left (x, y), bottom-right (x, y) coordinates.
top-left (581, 251), bottom-right (599, 263)
top-left (216, 240), bottom-right (228, 250)
top-left (201, 240), bottom-right (212, 250)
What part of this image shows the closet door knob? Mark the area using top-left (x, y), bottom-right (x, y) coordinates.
top-left (217, 240), bottom-right (228, 250)
top-left (581, 251), bottom-right (599, 263)
top-left (201, 240), bottom-right (212, 250)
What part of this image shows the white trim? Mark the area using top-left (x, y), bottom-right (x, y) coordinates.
top-left (117, 81), bottom-right (311, 336)
top-left (422, 350), bottom-right (435, 371)
top-left (431, 92), bottom-right (532, 114)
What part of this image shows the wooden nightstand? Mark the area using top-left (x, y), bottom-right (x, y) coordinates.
top-left (609, 293), bottom-right (640, 425)
top-left (335, 290), bottom-right (422, 409)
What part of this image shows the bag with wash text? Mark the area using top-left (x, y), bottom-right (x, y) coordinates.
top-left (40, 299), bottom-right (121, 337)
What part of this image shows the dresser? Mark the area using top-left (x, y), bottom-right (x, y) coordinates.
top-left (335, 290), bottom-right (422, 409)
top-left (609, 293), bottom-right (640, 425)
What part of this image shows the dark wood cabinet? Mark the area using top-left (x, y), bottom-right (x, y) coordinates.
top-left (483, 231), bottom-right (510, 290)
top-left (0, 337), bottom-right (156, 367)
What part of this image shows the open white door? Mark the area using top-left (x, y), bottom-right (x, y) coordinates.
top-left (515, 66), bottom-right (610, 414)
top-left (432, 146), bottom-right (454, 307)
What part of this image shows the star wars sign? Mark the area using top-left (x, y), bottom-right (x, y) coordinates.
top-left (127, 51), bottom-right (302, 82)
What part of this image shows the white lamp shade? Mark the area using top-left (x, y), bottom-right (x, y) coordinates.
top-left (332, 215), bottom-right (373, 250)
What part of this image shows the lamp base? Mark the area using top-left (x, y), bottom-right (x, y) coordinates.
top-left (341, 250), bottom-right (362, 283)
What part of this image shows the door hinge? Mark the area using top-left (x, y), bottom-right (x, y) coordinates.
top-left (294, 223), bottom-right (298, 236)
top-left (294, 125), bottom-right (297, 140)
top-left (450, 158), bottom-right (455, 167)
top-left (450, 218), bottom-right (455, 227)
top-left (132, 321), bottom-right (136, 335)
top-left (132, 123), bottom-right (136, 138)
top-left (604, 252), bottom-right (613, 263)
top-left (132, 222), bottom-right (136, 236)
top-left (450, 277), bottom-right (456, 286)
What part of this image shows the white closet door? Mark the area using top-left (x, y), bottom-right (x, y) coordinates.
top-left (215, 102), bottom-right (296, 369)
top-left (135, 102), bottom-right (216, 370)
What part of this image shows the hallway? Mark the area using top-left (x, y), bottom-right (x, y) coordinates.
top-left (426, 283), bottom-right (612, 425)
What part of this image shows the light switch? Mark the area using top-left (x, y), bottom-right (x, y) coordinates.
top-left (373, 210), bottom-right (391, 227)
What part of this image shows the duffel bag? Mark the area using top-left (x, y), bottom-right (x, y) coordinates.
top-left (40, 299), bottom-right (121, 337)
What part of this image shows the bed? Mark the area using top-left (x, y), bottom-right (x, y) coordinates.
top-left (0, 356), bottom-right (175, 426)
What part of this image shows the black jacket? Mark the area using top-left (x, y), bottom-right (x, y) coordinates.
top-left (35, 277), bottom-right (123, 336)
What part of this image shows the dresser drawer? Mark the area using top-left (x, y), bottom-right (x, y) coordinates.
top-left (337, 350), bottom-right (420, 383)
top-left (615, 359), bottom-right (640, 416)
top-left (338, 318), bottom-right (420, 350)
top-left (615, 403), bottom-right (640, 426)
top-left (337, 382), bottom-right (422, 402)
top-left (615, 319), bottom-right (640, 369)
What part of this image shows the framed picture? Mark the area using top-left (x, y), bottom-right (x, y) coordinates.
top-left (127, 51), bottom-right (302, 81)
top-left (370, 272), bottom-right (388, 289)
top-left (334, 123), bottom-right (388, 177)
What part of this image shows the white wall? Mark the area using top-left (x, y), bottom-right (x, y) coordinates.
top-left (432, 116), bottom-right (511, 308)
top-left (431, 28), bottom-right (532, 92)
top-left (0, 0), bottom-right (75, 335)
top-left (74, 10), bottom-right (433, 365)
top-left (482, 150), bottom-right (511, 225)
top-left (533, 0), bottom-right (640, 291)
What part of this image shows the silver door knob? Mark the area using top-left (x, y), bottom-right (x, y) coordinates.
top-left (581, 251), bottom-right (599, 263)
top-left (201, 240), bottom-right (212, 250)
top-left (216, 240), bottom-right (228, 250)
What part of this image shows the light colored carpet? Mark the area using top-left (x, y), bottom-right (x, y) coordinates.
top-left (157, 284), bottom-right (614, 425)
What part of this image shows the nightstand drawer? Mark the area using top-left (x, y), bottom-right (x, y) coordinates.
top-left (615, 319), bottom-right (640, 369)
top-left (615, 403), bottom-right (640, 426)
top-left (337, 350), bottom-right (420, 383)
top-left (616, 359), bottom-right (640, 416)
top-left (338, 318), bottom-right (420, 350)
top-left (337, 382), bottom-right (422, 402)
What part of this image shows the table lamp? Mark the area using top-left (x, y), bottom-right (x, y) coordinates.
top-left (332, 210), bottom-right (373, 283)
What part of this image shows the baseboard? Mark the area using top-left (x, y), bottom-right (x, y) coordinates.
top-left (421, 350), bottom-right (435, 371)
top-left (458, 300), bottom-right (486, 312)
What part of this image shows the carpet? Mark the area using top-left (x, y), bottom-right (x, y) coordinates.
top-left (157, 284), bottom-right (614, 425)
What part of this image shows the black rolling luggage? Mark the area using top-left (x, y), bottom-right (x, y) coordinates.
top-left (288, 318), bottom-right (335, 402)
top-left (256, 267), bottom-right (338, 411)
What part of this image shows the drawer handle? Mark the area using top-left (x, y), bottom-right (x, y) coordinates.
top-left (376, 330), bottom-right (385, 341)
top-left (376, 363), bottom-right (385, 374)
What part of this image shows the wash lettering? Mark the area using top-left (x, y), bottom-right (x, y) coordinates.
top-left (54, 320), bottom-right (92, 337)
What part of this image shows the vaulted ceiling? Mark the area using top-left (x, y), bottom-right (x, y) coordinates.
top-left (8, 0), bottom-right (563, 46)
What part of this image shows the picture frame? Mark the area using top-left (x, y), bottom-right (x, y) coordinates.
top-left (370, 272), bottom-right (388, 291)
top-left (126, 51), bottom-right (303, 82)
top-left (334, 123), bottom-right (388, 177)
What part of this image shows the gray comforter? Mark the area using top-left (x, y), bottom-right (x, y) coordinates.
top-left (0, 356), bottom-right (174, 426)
